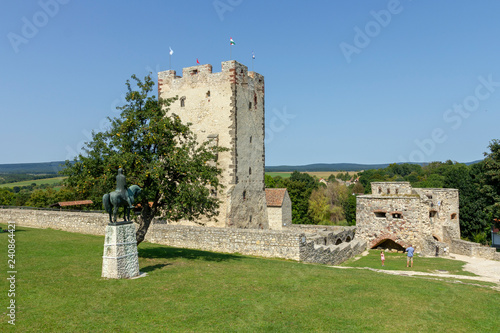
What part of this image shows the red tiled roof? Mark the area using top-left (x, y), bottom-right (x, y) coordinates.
top-left (265, 188), bottom-right (287, 207)
top-left (56, 200), bottom-right (93, 207)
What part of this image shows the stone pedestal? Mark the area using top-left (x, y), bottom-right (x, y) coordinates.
top-left (102, 222), bottom-right (140, 279)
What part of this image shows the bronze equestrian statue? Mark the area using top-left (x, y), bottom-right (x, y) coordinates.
top-left (103, 168), bottom-right (141, 223)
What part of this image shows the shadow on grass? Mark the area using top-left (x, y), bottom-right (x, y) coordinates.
top-left (138, 245), bottom-right (243, 262)
top-left (140, 263), bottom-right (171, 273)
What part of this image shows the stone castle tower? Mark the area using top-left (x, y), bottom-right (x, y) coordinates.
top-left (157, 60), bottom-right (268, 229)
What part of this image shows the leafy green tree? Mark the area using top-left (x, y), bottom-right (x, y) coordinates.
top-left (443, 162), bottom-right (488, 239)
top-left (482, 139), bottom-right (500, 219)
top-left (62, 74), bottom-right (226, 244)
top-left (0, 188), bottom-right (14, 206)
top-left (343, 193), bottom-right (357, 226)
top-left (308, 189), bottom-right (331, 223)
top-left (264, 174), bottom-right (276, 188)
top-left (27, 188), bottom-right (58, 208)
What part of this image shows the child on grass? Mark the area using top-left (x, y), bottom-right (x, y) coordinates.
top-left (381, 250), bottom-right (385, 266)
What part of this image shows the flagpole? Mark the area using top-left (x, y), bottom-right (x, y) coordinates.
top-left (230, 44), bottom-right (232, 60)
top-left (169, 53), bottom-right (171, 69)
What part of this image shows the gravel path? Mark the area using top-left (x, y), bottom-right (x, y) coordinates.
top-left (447, 253), bottom-right (500, 284)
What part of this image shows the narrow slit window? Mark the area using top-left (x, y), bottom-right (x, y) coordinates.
top-left (180, 96), bottom-right (186, 107)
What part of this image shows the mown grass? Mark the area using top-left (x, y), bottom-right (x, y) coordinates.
top-left (1, 225), bottom-right (499, 332)
top-left (342, 250), bottom-right (476, 276)
top-left (0, 177), bottom-right (66, 188)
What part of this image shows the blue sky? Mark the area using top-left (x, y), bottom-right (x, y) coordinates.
top-left (2, 0), bottom-right (500, 166)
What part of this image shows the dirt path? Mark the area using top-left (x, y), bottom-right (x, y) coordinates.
top-left (332, 251), bottom-right (500, 290)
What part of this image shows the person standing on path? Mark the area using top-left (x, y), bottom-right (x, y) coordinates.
top-left (381, 251), bottom-right (385, 266)
top-left (406, 245), bottom-right (414, 268)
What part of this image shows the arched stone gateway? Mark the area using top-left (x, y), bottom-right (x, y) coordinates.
top-left (370, 235), bottom-right (406, 251)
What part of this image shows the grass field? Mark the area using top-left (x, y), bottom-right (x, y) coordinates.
top-left (0, 176), bottom-right (66, 188)
top-left (266, 171), bottom-right (359, 179)
top-left (1, 225), bottom-right (499, 332)
top-left (341, 250), bottom-right (476, 276)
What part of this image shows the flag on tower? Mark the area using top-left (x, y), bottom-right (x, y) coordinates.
top-left (196, 58), bottom-right (200, 64)
top-left (230, 37), bottom-right (235, 45)
top-left (252, 51), bottom-right (255, 59)
top-left (169, 47), bottom-right (174, 55)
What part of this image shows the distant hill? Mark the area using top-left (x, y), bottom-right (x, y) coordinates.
top-left (0, 161), bottom-right (66, 174)
top-left (265, 160), bottom-right (483, 172)
top-left (265, 163), bottom-right (391, 172)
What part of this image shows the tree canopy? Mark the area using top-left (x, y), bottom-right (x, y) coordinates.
top-left (61, 74), bottom-right (226, 244)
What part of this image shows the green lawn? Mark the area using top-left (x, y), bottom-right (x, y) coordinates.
top-left (1, 225), bottom-right (499, 332)
top-left (342, 250), bottom-right (476, 276)
top-left (0, 177), bottom-right (66, 188)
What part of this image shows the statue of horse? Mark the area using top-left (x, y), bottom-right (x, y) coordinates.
top-left (103, 185), bottom-right (142, 223)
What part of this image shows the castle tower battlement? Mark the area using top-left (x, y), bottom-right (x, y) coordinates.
top-left (158, 61), bottom-right (268, 229)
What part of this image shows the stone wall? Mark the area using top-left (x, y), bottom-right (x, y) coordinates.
top-left (147, 223), bottom-right (303, 260)
top-left (0, 207), bottom-right (108, 235)
top-left (451, 239), bottom-right (500, 260)
top-left (0, 208), bottom-right (365, 264)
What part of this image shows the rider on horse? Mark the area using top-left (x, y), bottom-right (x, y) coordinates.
top-left (116, 168), bottom-right (134, 209)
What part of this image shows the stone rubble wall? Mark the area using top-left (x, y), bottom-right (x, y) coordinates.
top-left (147, 223), bottom-right (303, 260)
top-left (300, 239), bottom-right (367, 266)
top-left (451, 239), bottom-right (500, 260)
top-left (0, 208), bottom-right (365, 264)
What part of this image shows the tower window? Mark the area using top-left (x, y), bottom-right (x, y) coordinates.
top-left (249, 167), bottom-right (252, 175)
top-left (250, 136), bottom-right (252, 143)
top-left (249, 102), bottom-right (252, 109)
top-left (206, 90), bottom-right (210, 97)
top-left (243, 190), bottom-right (246, 200)
top-left (180, 96), bottom-right (186, 107)
top-left (387, 188), bottom-right (390, 194)
top-left (254, 92), bottom-right (257, 107)
top-left (378, 187), bottom-right (382, 194)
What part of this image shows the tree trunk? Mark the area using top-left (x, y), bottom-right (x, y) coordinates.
top-left (136, 206), bottom-right (155, 245)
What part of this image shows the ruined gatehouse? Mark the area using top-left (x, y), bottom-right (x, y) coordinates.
top-left (356, 182), bottom-right (460, 256)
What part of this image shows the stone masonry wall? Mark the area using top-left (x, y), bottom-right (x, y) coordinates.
top-left (0, 208), bottom-right (365, 264)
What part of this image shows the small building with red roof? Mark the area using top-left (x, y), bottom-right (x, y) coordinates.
top-left (265, 188), bottom-right (292, 230)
